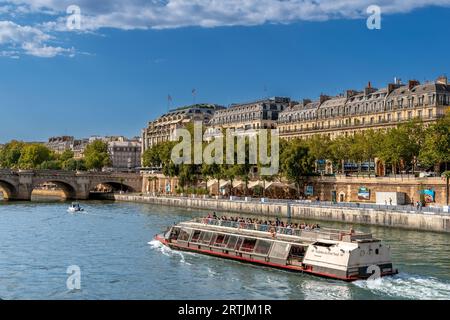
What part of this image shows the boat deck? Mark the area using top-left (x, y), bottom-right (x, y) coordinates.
top-left (181, 218), bottom-right (375, 243)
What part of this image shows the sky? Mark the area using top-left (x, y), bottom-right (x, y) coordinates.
top-left (0, 0), bottom-right (449, 143)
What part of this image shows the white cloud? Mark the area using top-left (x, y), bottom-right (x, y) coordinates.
top-left (4, 0), bottom-right (450, 30)
top-left (1, 0), bottom-right (450, 57)
top-left (0, 20), bottom-right (73, 58)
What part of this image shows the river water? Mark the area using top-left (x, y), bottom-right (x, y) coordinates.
top-left (0, 200), bottom-right (449, 300)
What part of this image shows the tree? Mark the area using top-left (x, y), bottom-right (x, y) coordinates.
top-left (18, 144), bottom-right (52, 169)
top-left (60, 150), bottom-right (75, 162)
top-left (84, 140), bottom-right (111, 170)
top-left (280, 139), bottom-right (314, 198)
top-left (363, 130), bottom-right (383, 176)
top-left (62, 158), bottom-right (86, 171)
top-left (0, 140), bottom-right (25, 168)
top-left (38, 160), bottom-right (63, 170)
top-left (306, 135), bottom-right (330, 174)
top-left (329, 136), bottom-right (351, 174)
top-left (419, 114), bottom-right (450, 172)
top-left (201, 162), bottom-right (222, 193)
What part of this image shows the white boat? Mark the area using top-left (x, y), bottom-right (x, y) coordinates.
top-left (68, 202), bottom-right (84, 213)
top-left (156, 217), bottom-right (398, 281)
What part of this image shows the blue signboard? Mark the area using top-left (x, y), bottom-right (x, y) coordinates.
top-left (420, 189), bottom-right (435, 203)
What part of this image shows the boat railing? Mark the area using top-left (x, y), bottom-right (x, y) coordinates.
top-left (192, 218), bottom-right (372, 241)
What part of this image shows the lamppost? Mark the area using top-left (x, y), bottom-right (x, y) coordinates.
top-left (444, 171), bottom-right (450, 206)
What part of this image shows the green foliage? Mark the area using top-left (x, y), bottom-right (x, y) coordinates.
top-left (142, 141), bottom-right (176, 168)
top-left (18, 144), bottom-right (52, 169)
top-left (419, 114), bottom-right (450, 170)
top-left (60, 150), bottom-right (75, 162)
top-left (38, 160), bottom-right (63, 170)
top-left (0, 140), bottom-right (26, 168)
top-left (280, 139), bottom-right (314, 196)
top-left (62, 158), bottom-right (87, 171)
top-left (84, 140), bottom-right (111, 170)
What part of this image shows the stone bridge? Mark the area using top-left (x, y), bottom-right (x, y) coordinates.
top-left (0, 170), bottom-right (143, 201)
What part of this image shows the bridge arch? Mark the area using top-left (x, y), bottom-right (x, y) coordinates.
top-left (91, 181), bottom-right (136, 193)
top-left (31, 179), bottom-right (77, 200)
top-left (0, 179), bottom-right (17, 200)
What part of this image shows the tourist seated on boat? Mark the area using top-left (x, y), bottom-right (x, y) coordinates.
top-left (203, 215), bottom-right (322, 232)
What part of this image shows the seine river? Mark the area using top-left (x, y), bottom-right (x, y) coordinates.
top-left (0, 200), bottom-right (449, 300)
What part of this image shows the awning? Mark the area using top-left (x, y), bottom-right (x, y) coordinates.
top-left (248, 181), bottom-right (265, 189)
top-left (207, 180), bottom-right (218, 188)
top-left (265, 182), bottom-right (294, 190)
top-left (197, 181), bottom-right (207, 188)
top-left (219, 180), bottom-right (231, 188)
top-left (233, 181), bottom-right (244, 188)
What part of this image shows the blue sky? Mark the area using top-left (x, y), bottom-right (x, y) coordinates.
top-left (0, 1), bottom-right (449, 143)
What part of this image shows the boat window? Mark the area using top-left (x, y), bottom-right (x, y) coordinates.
top-left (268, 242), bottom-right (291, 260)
top-left (240, 238), bottom-right (257, 253)
top-left (235, 238), bottom-right (243, 250)
top-left (226, 236), bottom-right (238, 249)
top-left (191, 230), bottom-right (201, 242)
top-left (254, 240), bottom-right (272, 255)
top-left (289, 245), bottom-right (306, 258)
top-left (169, 227), bottom-right (180, 240)
top-left (213, 234), bottom-right (226, 246)
top-left (199, 231), bottom-right (214, 244)
top-left (178, 228), bottom-right (191, 242)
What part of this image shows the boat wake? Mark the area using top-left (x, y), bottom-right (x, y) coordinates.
top-left (148, 240), bottom-right (192, 266)
top-left (353, 273), bottom-right (450, 300)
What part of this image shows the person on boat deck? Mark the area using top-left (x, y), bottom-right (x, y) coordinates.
top-left (349, 226), bottom-right (355, 235)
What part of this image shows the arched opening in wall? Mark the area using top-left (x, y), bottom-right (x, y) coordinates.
top-left (0, 180), bottom-right (15, 201)
top-left (90, 182), bottom-right (135, 199)
top-left (31, 181), bottom-right (76, 202)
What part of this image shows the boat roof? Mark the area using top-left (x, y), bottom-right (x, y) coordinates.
top-left (177, 218), bottom-right (376, 245)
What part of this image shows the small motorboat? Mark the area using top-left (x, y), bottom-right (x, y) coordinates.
top-left (68, 202), bottom-right (84, 213)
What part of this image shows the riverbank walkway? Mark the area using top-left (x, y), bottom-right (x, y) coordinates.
top-left (121, 193), bottom-right (449, 216)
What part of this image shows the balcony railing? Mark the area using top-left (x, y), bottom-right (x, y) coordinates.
top-left (192, 217), bottom-right (373, 241)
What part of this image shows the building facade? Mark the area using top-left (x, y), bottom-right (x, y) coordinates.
top-left (108, 140), bottom-right (142, 170)
top-left (278, 76), bottom-right (450, 140)
top-left (46, 135), bottom-right (142, 169)
top-left (206, 97), bottom-right (292, 139)
top-left (141, 104), bottom-right (225, 155)
top-left (47, 136), bottom-right (75, 154)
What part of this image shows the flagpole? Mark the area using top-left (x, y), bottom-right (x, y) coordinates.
top-left (167, 94), bottom-right (172, 112)
top-left (192, 89), bottom-right (197, 105)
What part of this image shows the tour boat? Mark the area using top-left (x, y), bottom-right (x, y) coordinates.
top-left (68, 202), bottom-right (84, 213)
top-left (155, 217), bottom-right (398, 281)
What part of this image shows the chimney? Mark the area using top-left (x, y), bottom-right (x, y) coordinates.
top-left (436, 75), bottom-right (448, 85)
top-left (319, 94), bottom-right (330, 104)
top-left (387, 83), bottom-right (402, 95)
top-left (408, 80), bottom-right (420, 90)
top-left (345, 90), bottom-right (358, 98)
top-left (365, 81), bottom-right (377, 95)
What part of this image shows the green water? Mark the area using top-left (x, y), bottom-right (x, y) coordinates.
top-left (0, 200), bottom-right (449, 300)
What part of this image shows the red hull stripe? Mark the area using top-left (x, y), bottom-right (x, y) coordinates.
top-left (154, 236), bottom-right (395, 282)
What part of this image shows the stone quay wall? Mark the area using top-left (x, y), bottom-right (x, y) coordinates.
top-left (114, 195), bottom-right (450, 233)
